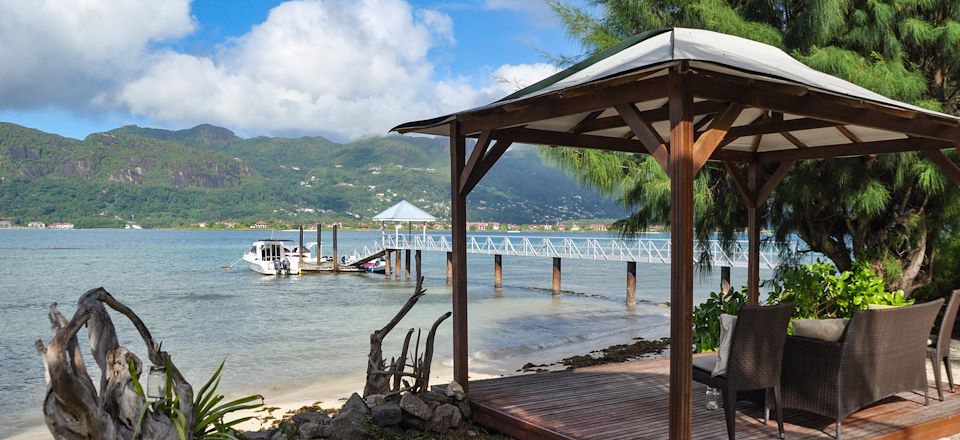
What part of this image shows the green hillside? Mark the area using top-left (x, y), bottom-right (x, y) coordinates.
top-left (0, 122), bottom-right (623, 227)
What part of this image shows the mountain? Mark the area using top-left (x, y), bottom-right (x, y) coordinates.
top-left (0, 122), bottom-right (624, 227)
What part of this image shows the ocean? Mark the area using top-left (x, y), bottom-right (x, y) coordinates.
top-left (0, 229), bottom-right (760, 438)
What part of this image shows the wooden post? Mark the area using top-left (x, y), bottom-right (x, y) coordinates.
top-left (494, 254), bottom-right (502, 288)
top-left (668, 67), bottom-right (694, 440)
top-left (332, 223), bottom-right (339, 273)
top-left (404, 250), bottom-right (411, 279)
top-left (446, 251), bottom-right (453, 285)
top-left (747, 163), bottom-right (760, 305)
top-left (450, 121), bottom-right (469, 390)
top-left (552, 257), bottom-right (561, 295)
top-left (316, 223), bottom-right (322, 262)
top-left (395, 247), bottom-right (402, 279)
top-left (626, 261), bottom-right (637, 306)
top-left (385, 250), bottom-right (392, 277)
top-left (415, 250), bottom-right (422, 279)
top-left (298, 225), bottom-right (304, 273)
top-left (721, 266), bottom-right (731, 295)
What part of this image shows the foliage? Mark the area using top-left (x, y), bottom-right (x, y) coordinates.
top-left (692, 287), bottom-right (749, 353)
top-left (132, 359), bottom-right (263, 440)
top-left (544, 0), bottom-right (960, 296)
top-left (768, 261), bottom-right (913, 319)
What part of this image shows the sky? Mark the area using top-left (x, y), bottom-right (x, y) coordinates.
top-left (0, 0), bottom-right (590, 141)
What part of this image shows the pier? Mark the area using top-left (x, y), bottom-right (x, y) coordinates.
top-left (341, 233), bottom-right (798, 304)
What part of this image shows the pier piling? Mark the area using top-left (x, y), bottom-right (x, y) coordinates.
top-left (415, 250), bottom-right (422, 279)
top-left (720, 266), bottom-right (731, 294)
top-left (446, 252), bottom-right (453, 285)
top-left (394, 248), bottom-right (401, 279)
top-left (298, 225), bottom-right (304, 274)
top-left (332, 224), bottom-right (339, 273)
top-left (627, 261), bottom-right (636, 306)
top-left (552, 257), bottom-right (561, 295)
top-left (494, 254), bottom-right (502, 288)
top-left (385, 250), bottom-right (392, 277)
top-left (405, 250), bottom-right (411, 279)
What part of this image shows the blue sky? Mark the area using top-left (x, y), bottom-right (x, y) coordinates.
top-left (0, 0), bottom-right (589, 141)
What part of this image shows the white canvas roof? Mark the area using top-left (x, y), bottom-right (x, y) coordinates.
top-left (394, 28), bottom-right (960, 155)
top-left (373, 200), bottom-right (437, 222)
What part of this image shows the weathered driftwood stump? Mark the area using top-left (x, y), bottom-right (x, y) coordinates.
top-left (364, 276), bottom-right (451, 396)
top-left (36, 287), bottom-right (194, 440)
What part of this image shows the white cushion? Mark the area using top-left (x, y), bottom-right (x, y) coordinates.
top-left (692, 355), bottom-right (717, 372)
top-left (712, 313), bottom-right (738, 377)
top-left (792, 318), bottom-right (848, 342)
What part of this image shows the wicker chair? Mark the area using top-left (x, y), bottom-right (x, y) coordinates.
top-left (928, 290), bottom-right (960, 401)
top-left (781, 299), bottom-right (943, 439)
top-left (693, 303), bottom-right (794, 440)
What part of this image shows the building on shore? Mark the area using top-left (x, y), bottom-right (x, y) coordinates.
top-left (48, 222), bottom-right (75, 230)
top-left (252, 221), bottom-right (268, 229)
top-left (589, 223), bottom-right (609, 232)
top-left (27, 222), bottom-right (46, 229)
top-left (217, 220), bottom-right (238, 228)
top-left (0, 220), bottom-right (13, 229)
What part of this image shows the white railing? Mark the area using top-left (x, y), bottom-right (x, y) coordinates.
top-left (345, 234), bottom-right (796, 269)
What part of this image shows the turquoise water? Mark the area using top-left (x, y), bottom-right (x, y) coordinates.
top-left (0, 229), bottom-right (756, 438)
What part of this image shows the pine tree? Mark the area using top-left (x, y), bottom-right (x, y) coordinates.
top-left (543, 0), bottom-right (960, 296)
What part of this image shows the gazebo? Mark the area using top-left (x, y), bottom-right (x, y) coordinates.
top-left (372, 200), bottom-right (437, 244)
top-left (392, 28), bottom-right (960, 439)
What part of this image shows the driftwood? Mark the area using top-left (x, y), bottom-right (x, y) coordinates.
top-left (364, 277), bottom-right (452, 396)
top-left (35, 287), bottom-right (193, 440)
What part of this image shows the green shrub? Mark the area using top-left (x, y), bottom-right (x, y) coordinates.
top-left (692, 287), bottom-right (748, 353)
top-left (769, 260), bottom-right (912, 319)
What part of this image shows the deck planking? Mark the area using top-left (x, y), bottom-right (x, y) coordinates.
top-left (467, 357), bottom-right (960, 439)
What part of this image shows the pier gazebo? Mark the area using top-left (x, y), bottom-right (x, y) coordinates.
top-left (393, 28), bottom-right (960, 439)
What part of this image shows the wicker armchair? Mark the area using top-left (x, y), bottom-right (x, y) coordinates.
top-left (693, 303), bottom-right (794, 440)
top-left (781, 299), bottom-right (943, 439)
top-left (929, 290), bottom-right (960, 401)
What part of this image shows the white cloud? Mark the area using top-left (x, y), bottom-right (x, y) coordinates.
top-left (0, 0), bottom-right (195, 109)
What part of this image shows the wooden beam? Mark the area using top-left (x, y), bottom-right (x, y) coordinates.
top-left (756, 161), bottom-right (795, 206)
top-left (460, 139), bottom-right (513, 196)
top-left (751, 134), bottom-right (763, 152)
top-left (923, 149), bottom-right (960, 187)
top-left (779, 131), bottom-right (808, 149)
top-left (692, 113), bottom-right (716, 133)
top-left (614, 103), bottom-right (669, 172)
top-left (460, 130), bottom-right (492, 193)
top-left (667, 67), bottom-right (694, 440)
top-left (835, 125), bottom-right (861, 143)
top-left (570, 110), bottom-right (605, 133)
top-left (724, 117), bottom-right (837, 139)
top-left (493, 127), bottom-right (754, 163)
top-left (747, 162), bottom-right (761, 305)
top-left (691, 71), bottom-right (960, 143)
top-left (692, 102), bottom-right (744, 172)
top-left (460, 74), bottom-right (669, 135)
top-left (723, 161), bottom-right (755, 208)
top-left (574, 100), bottom-right (728, 134)
top-left (449, 121), bottom-right (469, 391)
top-left (758, 137), bottom-right (952, 163)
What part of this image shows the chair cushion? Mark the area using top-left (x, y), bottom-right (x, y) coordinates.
top-left (712, 313), bottom-right (738, 377)
top-left (792, 318), bottom-right (848, 342)
top-left (693, 355), bottom-right (717, 374)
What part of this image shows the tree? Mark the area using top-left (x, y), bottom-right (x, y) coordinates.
top-left (543, 0), bottom-right (960, 296)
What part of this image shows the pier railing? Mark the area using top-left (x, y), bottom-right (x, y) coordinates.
top-left (345, 234), bottom-right (795, 269)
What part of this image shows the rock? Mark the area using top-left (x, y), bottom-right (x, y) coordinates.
top-left (399, 392), bottom-right (432, 419)
top-left (341, 393), bottom-right (367, 414)
top-left (420, 390), bottom-right (449, 404)
top-left (456, 399), bottom-right (472, 418)
top-left (364, 393), bottom-right (386, 407)
top-left (370, 402), bottom-right (402, 426)
top-left (329, 407), bottom-right (367, 440)
top-left (239, 429), bottom-right (275, 440)
top-left (427, 403), bottom-right (463, 432)
top-left (291, 412), bottom-right (331, 425)
top-left (298, 422), bottom-right (332, 439)
top-left (400, 413), bottom-right (425, 431)
top-left (446, 381), bottom-right (466, 401)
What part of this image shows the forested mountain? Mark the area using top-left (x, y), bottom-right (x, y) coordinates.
top-left (0, 122), bottom-right (623, 227)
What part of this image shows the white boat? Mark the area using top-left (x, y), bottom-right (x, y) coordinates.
top-left (243, 240), bottom-right (311, 275)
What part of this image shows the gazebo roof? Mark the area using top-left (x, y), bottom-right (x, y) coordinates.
top-left (372, 200), bottom-right (437, 222)
top-left (394, 28), bottom-right (960, 162)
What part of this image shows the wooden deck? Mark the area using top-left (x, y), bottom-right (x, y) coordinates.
top-left (467, 357), bottom-right (960, 439)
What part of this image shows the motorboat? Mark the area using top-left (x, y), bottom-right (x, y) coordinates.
top-left (363, 257), bottom-right (387, 274)
top-left (243, 239), bottom-right (311, 275)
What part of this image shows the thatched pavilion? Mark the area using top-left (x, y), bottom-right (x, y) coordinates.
top-left (393, 28), bottom-right (960, 439)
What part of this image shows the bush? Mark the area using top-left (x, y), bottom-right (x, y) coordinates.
top-left (692, 287), bottom-right (748, 353)
top-left (769, 260), bottom-right (912, 319)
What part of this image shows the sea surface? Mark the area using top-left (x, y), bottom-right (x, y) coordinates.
top-left (0, 229), bottom-right (761, 438)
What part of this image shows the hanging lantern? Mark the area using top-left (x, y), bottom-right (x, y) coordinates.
top-left (146, 365), bottom-right (166, 400)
